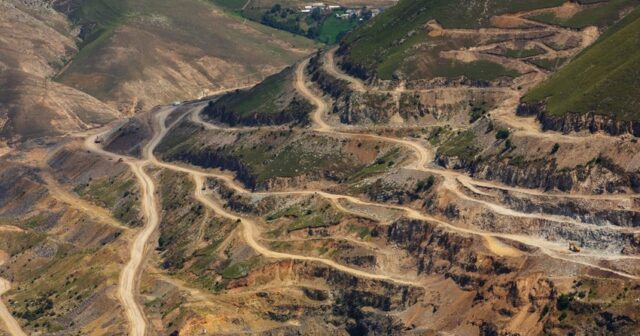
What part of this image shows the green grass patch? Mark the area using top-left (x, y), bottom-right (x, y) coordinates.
top-left (347, 223), bottom-right (371, 239)
top-left (217, 70), bottom-right (286, 117)
top-left (211, 0), bottom-right (247, 10)
top-left (318, 12), bottom-right (359, 44)
top-left (220, 258), bottom-right (259, 279)
top-left (523, 7), bottom-right (640, 121)
top-left (23, 213), bottom-right (47, 229)
top-left (348, 148), bottom-right (400, 182)
top-left (504, 47), bottom-right (545, 58)
top-left (205, 66), bottom-right (313, 125)
top-left (528, 57), bottom-right (570, 71)
top-left (432, 60), bottom-right (520, 81)
top-left (267, 200), bottom-right (343, 232)
top-left (230, 139), bottom-right (348, 183)
top-left (437, 130), bottom-right (479, 162)
top-left (73, 175), bottom-right (138, 224)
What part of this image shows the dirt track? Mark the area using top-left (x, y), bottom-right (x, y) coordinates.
top-left (185, 61), bottom-right (640, 275)
top-left (80, 50), bottom-right (640, 335)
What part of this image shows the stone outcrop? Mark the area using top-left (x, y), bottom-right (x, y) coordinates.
top-left (497, 192), bottom-right (640, 228)
top-left (386, 219), bottom-right (517, 290)
top-left (517, 102), bottom-right (640, 137)
top-left (438, 155), bottom-right (640, 194)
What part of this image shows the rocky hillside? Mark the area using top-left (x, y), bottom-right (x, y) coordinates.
top-left (3, 0), bottom-right (640, 335)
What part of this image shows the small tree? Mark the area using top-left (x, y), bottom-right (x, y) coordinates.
top-left (310, 7), bottom-right (323, 21)
top-left (556, 293), bottom-right (572, 310)
top-left (496, 129), bottom-right (510, 140)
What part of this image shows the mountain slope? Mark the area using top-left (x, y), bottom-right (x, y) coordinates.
top-left (53, 0), bottom-right (318, 111)
top-left (337, 0), bottom-right (571, 80)
top-left (0, 1), bottom-right (120, 142)
top-left (522, 7), bottom-right (640, 122)
top-left (336, 0), bottom-right (638, 81)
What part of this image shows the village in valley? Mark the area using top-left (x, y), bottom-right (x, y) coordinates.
top-left (299, 2), bottom-right (383, 20)
top-left (239, 0), bottom-right (392, 44)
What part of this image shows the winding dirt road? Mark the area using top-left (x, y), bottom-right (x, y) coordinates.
top-left (290, 59), bottom-right (640, 275)
top-left (148, 103), bottom-right (423, 285)
top-left (85, 126), bottom-right (160, 336)
top-left (184, 80), bottom-right (640, 281)
top-left (192, 175), bottom-right (420, 286)
top-left (80, 45), bottom-right (640, 334)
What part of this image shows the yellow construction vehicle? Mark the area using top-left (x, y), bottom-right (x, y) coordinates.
top-left (569, 242), bottom-right (581, 253)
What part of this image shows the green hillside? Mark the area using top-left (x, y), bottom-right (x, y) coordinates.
top-left (203, 66), bottom-right (313, 126)
top-left (338, 0), bottom-right (567, 80)
top-left (523, 8), bottom-right (640, 121)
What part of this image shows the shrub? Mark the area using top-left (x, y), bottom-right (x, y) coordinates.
top-left (415, 175), bottom-right (435, 192)
top-left (556, 293), bottom-right (572, 310)
top-left (496, 129), bottom-right (510, 140)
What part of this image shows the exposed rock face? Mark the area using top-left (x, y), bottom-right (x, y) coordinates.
top-left (438, 155), bottom-right (640, 194)
top-left (497, 191), bottom-right (640, 228)
top-left (165, 148), bottom-right (258, 189)
top-left (221, 261), bottom-right (425, 335)
top-left (0, 164), bottom-right (46, 217)
top-left (517, 102), bottom-right (640, 137)
top-left (386, 219), bottom-right (516, 290)
top-left (203, 96), bottom-right (311, 127)
top-left (309, 52), bottom-right (400, 125)
top-left (309, 51), bottom-right (505, 126)
top-left (335, 44), bottom-right (370, 80)
top-left (338, 92), bottom-right (397, 124)
top-left (104, 117), bottom-right (151, 158)
top-left (308, 53), bottom-right (352, 98)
